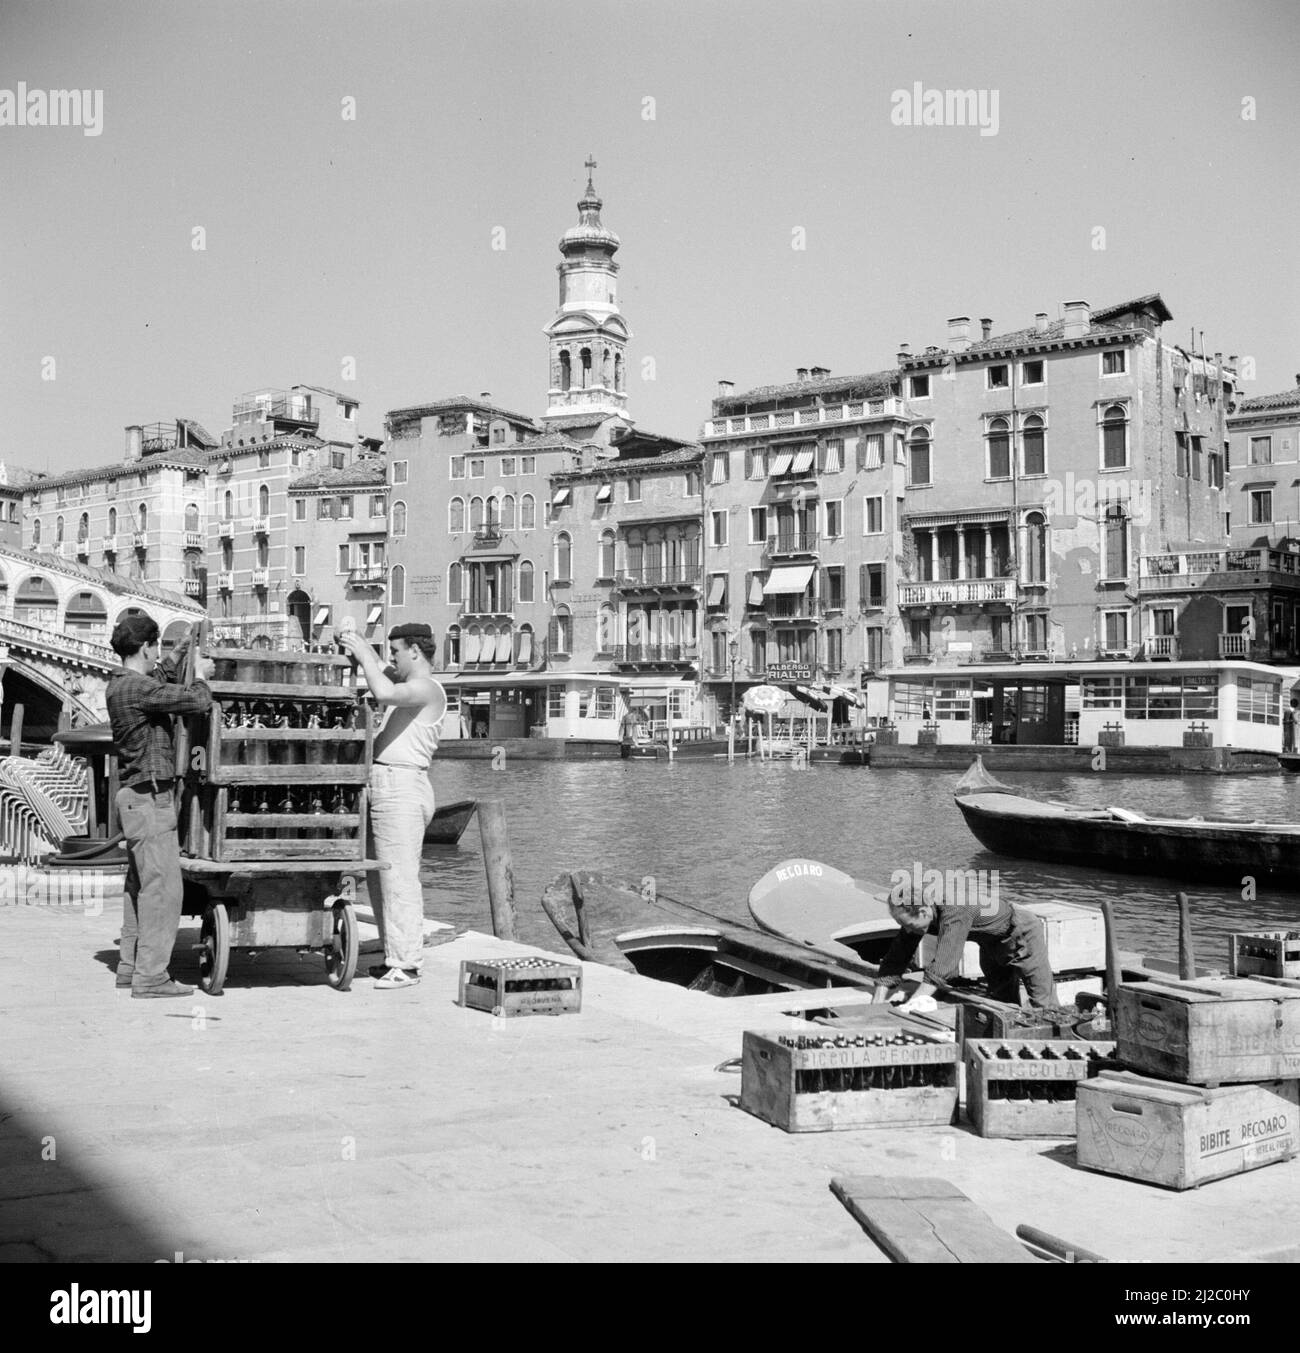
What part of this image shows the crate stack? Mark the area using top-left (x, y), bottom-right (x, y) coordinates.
top-left (177, 643), bottom-right (374, 863)
top-left (1076, 974), bottom-right (1300, 1189)
top-left (965, 1039), bottom-right (1118, 1138)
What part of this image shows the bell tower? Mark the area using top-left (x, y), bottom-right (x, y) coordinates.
top-left (544, 158), bottom-right (631, 422)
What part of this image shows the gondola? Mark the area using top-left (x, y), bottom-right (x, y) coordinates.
top-left (954, 756), bottom-right (1300, 889)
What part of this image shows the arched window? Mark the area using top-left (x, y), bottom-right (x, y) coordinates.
top-left (580, 348), bottom-right (592, 388)
top-left (599, 530), bottom-right (617, 579)
top-left (515, 622), bottom-right (533, 666)
top-left (614, 353), bottom-right (623, 392)
top-left (560, 350), bottom-right (572, 392)
top-left (986, 418), bottom-right (1011, 479)
top-left (520, 494), bottom-right (536, 530)
top-left (555, 532), bottom-right (572, 582)
top-left (485, 495), bottom-right (500, 529)
top-left (1022, 415), bottom-right (1046, 476)
top-left (446, 624), bottom-right (461, 666)
top-left (32, 519), bottom-right (41, 546)
top-left (683, 526), bottom-right (701, 571)
top-left (469, 496), bottom-right (484, 531)
top-left (390, 564), bottom-right (406, 607)
top-left (223, 490), bottom-right (234, 520)
top-left (448, 562), bottom-right (463, 605)
top-left (602, 348), bottom-right (612, 385)
top-left (449, 497), bottom-right (465, 532)
top-left (258, 484), bottom-right (269, 515)
top-left (138, 503), bottom-right (148, 532)
top-left (65, 589), bottom-right (108, 636)
top-left (645, 529), bottom-right (664, 581)
top-left (56, 515), bottom-right (65, 544)
top-left (77, 512), bottom-right (89, 543)
top-left (1101, 404), bottom-right (1128, 470)
top-left (552, 605), bottom-right (572, 654)
top-left (257, 536), bottom-right (269, 568)
top-left (391, 501), bottom-right (407, 537)
top-left (518, 560), bottom-right (534, 603)
top-left (184, 502), bottom-right (199, 532)
top-left (107, 506), bottom-right (117, 535)
top-left (501, 494), bottom-right (516, 530)
top-left (908, 427), bottom-right (932, 486)
top-left (1024, 511), bottom-right (1048, 584)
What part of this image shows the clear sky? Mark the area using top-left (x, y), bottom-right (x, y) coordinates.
top-left (2, 0), bottom-right (1297, 475)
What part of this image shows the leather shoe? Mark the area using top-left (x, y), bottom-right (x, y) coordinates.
top-left (131, 979), bottom-right (194, 999)
top-left (115, 967), bottom-right (135, 988)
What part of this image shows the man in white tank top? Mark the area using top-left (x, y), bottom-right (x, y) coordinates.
top-left (339, 622), bottom-right (447, 989)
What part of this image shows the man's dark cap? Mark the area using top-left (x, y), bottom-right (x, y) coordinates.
top-left (111, 614), bottom-right (160, 654)
top-left (389, 622), bottom-right (433, 642)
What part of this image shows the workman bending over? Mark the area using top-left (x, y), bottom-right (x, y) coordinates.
top-left (875, 889), bottom-right (1057, 1013)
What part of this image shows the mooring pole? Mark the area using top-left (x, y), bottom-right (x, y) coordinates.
top-left (10, 702), bottom-right (24, 756)
top-left (1176, 891), bottom-right (1196, 980)
top-left (1099, 897), bottom-right (1122, 1027)
top-left (478, 798), bottom-right (517, 941)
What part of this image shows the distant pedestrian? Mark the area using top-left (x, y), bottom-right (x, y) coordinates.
top-left (1285, 697), bottom-right (1298, 753)
top-left (106, 617), bottom-right (214, 997)
top-left (339, 622), bottom-right (446, 989)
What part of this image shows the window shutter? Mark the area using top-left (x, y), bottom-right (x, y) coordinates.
top-left (859, 563), bottom-right (869, 609)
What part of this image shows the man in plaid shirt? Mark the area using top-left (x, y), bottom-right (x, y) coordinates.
top-left (106, 615), bottom-right (214, 997)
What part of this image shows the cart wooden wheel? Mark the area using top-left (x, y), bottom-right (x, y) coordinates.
top-left (199, 902), bottom-right (230, 996)
top-left (325, 900), bottom-right (358, 991)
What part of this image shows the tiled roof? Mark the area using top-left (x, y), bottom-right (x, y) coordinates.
top-left (0, 545), bottom-right (204, 612)
top-left (1235, 386), bottom-right (1300, 414)
top-left (176, 419), bottom-right (219, 448)
top-left (554, 444), bottom-right (703, 480)
top-left (27, 450), bottom-right (211, 492)
top-left (715, 368), bottom-right (900, 412)
top-left (386, 396), bottom-right (540, 429)
top-left (514, 432), bottom-right (589, 454)
top-left (541, 412), bottom-right (624, 430)
top-left (290, 463), bottom-right (388, 490)
top-left (1092, 294), bottom-right (1173, 324)
top-left (220, 431), bottom-right (323, 456)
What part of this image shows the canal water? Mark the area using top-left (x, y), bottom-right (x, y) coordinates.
top-left (419, 760), bottom-right (1300, 969)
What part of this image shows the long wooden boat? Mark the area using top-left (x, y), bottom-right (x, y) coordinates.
top-left (955, 756), bottom-right (1300, 888)
top-left (423, 798), bottom-right (477, 846)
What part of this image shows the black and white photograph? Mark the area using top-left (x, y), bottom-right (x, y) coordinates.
top-left (2, 0), bottom-right (1298, 1305)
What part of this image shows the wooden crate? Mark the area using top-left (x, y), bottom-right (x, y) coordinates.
top-left (1076, 1071), bottom-right (1300, 1190)
top-left (1230, 931), bottom-right (1300, 981)
top-left (1024, 900), bottom-right (1105, 974)
top-left (739, 1027), bottom-right (958, 1133)
top-left (956, 1001), bottom-right (1081, 1049)
top-left (964, 1039), bottom-right (1117, 1139)
top-left (458, 958), bottom-right (583, 1018)
top-left (183, 783), bottom-right (369, 863)
top-left (1115, 976), bottom-right (1300, 1084)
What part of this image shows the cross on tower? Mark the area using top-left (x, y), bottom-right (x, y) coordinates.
top-left (584, 155), bottom-right (597, 189)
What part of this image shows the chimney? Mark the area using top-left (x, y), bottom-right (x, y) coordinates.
top-left (946, 317), bottom-right (972, 353)
top-left (717, 379), bottom-right (735, 397)
top-left (1035, 312), bottom-right (1049, 334)
top-left (1228, 354), bottom-right (1238, 368)
top-left (125, 425), bottom-right (143, 461)
top-left (796, 368), bottom-right (809, 382)
top-left (1063, 300), bottom-right (1090, 339)
top-left (479, 392), bottom-right (492, 400)
top-left (896, 343), bottom-right (911, 365)
top-left (810, 366), bottom-right (830, 379)
top-left (980, 317), bottom-right (993, 340)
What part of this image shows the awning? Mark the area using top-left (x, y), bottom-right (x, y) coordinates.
top-left (748, 574), bottom-right (766, 606)
top-left (366, 605), bottom-right (383, 625)
top-left (552, 488), bottom-right (571, 506)
top-left (763, 564), bottom-right (814, 595)
top-left (313, 606), bottom-right (331, 626)
top-left (768, 450), bottom-right (794, 476)
top-left (790, 448), bottom-right (815, 474)
top-left (516, 630), bottom-right (533, 664)
top-left (595, 484), bottom-right (612, 502)
top-left (790, 685), bottom-right (828, 712)
top-left (462, 633), bottom-right (481, 663)
top-left (706, 575), bottom-right (727, 606)
top-left (494, 631), bottom-right (513, 663)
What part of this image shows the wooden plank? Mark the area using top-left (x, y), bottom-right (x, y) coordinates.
top-left (206, 764), bottom-right (370, 785)
top-left (213, 840), bottom-right (362, 861)
top-left (208, 681), bottom-right (358, 701)
top-left (181, 858), bottom-right (383, 876)
top-left (217, 727), bottom-right (367, 742)
top-left (830, 1176), bottom-right (1039, 1264)
top-left (206, 646), bottom-right (352, 667)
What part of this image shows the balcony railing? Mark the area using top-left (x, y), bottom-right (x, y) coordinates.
top-left (612, 645), bottom-right (694, 663)
top-left (765, 596), bottom-right (818, 621)
top-left (615, 565), bottom-right (703, 588)
top-left (252, 568), bottom-right (270, 587)
top-left (1219, 633), bottom-right (1251, 658)
top-left (348, 566), bottom-right (386, 587)
top-left (1141, 547), bottom-right (1300, 590)
top-left (101, 535), bottom-right (117, 553)
top-left (897, 578), bottom-right (1018, 607)
top-left (252, 517), bottom-right (270, 535)
top-left (218, 521), bottom-right (235, 539)
top-left (0, 615), bottom-right (117, 668)
top-left (473, 526), bottom-right (503, 547)
top-left (700, 397), bottom-right (905, 439)
top-left (232, 390), bottom-right (320, 427)
top-left (183, 579), bottom-right (202, 597)
top-left (184, 531), bottom-right (203, 550)
top-left (217, 571), bottom-right (234, 591)
top-left (902, 645), bottom-right (934, 663)
top-left (766, 533), bottom-right (819, 557)
top-left (133, 532), bottom-right (148, 549)
top-left (75, 538), bottom-right (90, 556)
top-left (1146, 634), bottom-right (1178, 660)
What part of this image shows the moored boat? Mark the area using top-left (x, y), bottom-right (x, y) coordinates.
top-left (954, 756), bottom-right (1300, 888)
top-left (423, 798), bottom-right (478, 846)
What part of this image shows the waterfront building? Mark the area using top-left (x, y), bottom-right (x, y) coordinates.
top-left (697, 368), bottom-right (909, 723)
top-left (286, 458), bottom-right (389, 645)
top-left (0, 463), bottom-right (43, 550)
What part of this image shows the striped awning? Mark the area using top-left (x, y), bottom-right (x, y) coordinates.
top-left (462, 633), bottom-right (481, 663)
top-left (707, 575), bottom-right (727, 606)
top-left (748, 574), bottom-right (766, 606)
top-left (516, 629), bottom-right (532, 663)
top-left (790, 448), bottom-right (815, 474)
top-left (768, 450), bottom-right (794, 476)
top-left (494, 631), bottom-right (513, 663)
top-left (763, 564), bottom-right (814, 595)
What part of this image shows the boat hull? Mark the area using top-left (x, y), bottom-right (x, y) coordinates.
top-left (957, 794), bottom-right (1300, 888)
top-left (423, 799), bottom-right (477, 846)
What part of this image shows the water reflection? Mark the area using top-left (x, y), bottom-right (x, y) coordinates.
top-left (421, 761), bottom-right (1300, 967)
